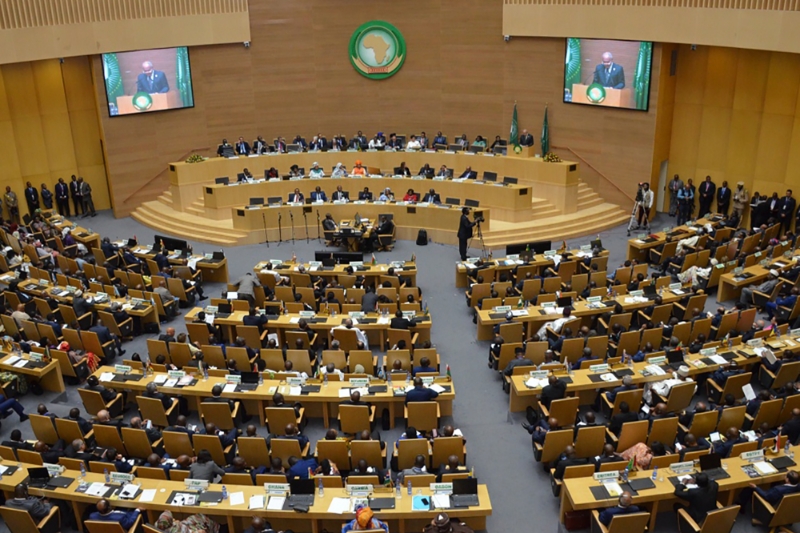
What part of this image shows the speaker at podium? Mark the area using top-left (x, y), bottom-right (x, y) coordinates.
top-left (570, 84), bottom-right (634, 108)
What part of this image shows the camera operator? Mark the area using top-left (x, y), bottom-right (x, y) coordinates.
top-left (458, 207), bottom-right (481, 261)
top-left (635, 182), bottom-right (653, 230)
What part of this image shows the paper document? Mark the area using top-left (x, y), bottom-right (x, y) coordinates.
top-left (99, 372), bottom-right (114, 382)
top-left (754, 461), bottom-right (778, 475)
top-left (289, 386), bottom-right (302, 396)
top-left (432, 494), bottom-right (451, 509)
top-left (223, 383), bottom-right (237, 394)
top-left (430, 384), bottom-right (446, 393)
top-left (86, 483), bottom-right (108, 496)
top-left (605, 482), bottom-right (623, 497)
top-left (13, 360), bottom-right (27, 368)
top-left (139, 489), bottom-right (156, 502)
top-left (338, 388), bottom-right (352, 398)
top-left (164, 379), bottom-right (178, 388)
top-left (153, 375), bottom-right (167, 384)
top-left (742, 384), bottom-right (756, 402)
top-left (267, 496), bottom-right (286, 510)
top-left (4, 356), bottom-right (20, 365)
top-left (249, 494), bottom-right (264, 509)
top-left (709, 355), bottom-right (728, 365)
top-left (328, 497), bottom-right (352, 514)
top-left (229, 492), bottom-right (245, 506)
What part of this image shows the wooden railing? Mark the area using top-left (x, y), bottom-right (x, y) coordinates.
top-left (504, 0), bottom-right (800, 10)
top-left (122, 147), bottom-right (209, 205)
top-left (553, 144), bottom-right (635, 207)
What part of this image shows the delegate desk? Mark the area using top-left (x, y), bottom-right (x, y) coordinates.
top-left (130, 245), bottom-right (230, 284)
top-left (43, 213), bottom-right (102, 250)
top-left (205, 175), bottom-right (532, 222)
top-left (231, 202), bottom-right (489, 246)
top-left (561, 445), bottom-right (799, 530)
top-left (625, 218), bottom-right (718, 263)
top-left (507, 331), bottom-right (800, 412)
top-left (0, 462), bottom-right (491, 533)
top-left (184, 308), bottom-right (432, 349)
top-left (253, 261), bottom-right (418, 287)
top-left (717, 251), bottom-right (799, 302)
top-left (0, 351), bottom-right (65, 393)
top-left (169, 150), bottom-right (578, 213)
top-left (91, 366), bottom-right (453, 429)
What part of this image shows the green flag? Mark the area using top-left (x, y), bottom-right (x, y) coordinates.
top-left (540, 106), bottom-right (549, 157)
top-left (564, 38), bottom-right (581, 99)
top-left (176, 47), bottom-right (194, 107)
top-left (103, 53), bottom-right (124, 108)
top-left (509, 103), bottom-right (519, 147)
top-left (633, 42), bottom-right (652, 111)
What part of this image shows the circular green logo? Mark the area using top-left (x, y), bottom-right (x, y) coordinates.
top-left (132, 91), bottom-right (153, 111)
top-left (349, 21), bottom-right (406, 80)
top-left (586, 83), bottom-right (606, 104)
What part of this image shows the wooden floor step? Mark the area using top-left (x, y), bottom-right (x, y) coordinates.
top-left (487, 204), bottom-right (625, 234)
top-left (131, 201), bottom-right (249, 246)
top-left (482, 210), bottom-right (629, 246)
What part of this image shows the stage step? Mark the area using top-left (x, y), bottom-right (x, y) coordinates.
top-left (131, 201), bottom-right (249, 246)
top-left (529, 198), bottom-right (560, 220)
top-left (157, 190), bottom-right (173, 207)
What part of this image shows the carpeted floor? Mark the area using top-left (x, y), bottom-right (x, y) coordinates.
top-left (0, 209), bottom-right (783, 533)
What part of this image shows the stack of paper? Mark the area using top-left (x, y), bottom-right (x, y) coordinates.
top-left (754, 461), bottom-right (778, 475)
top-left (99, 372), bottom-right (114, 382)
top-left (223, 383), bottom-right (237, 394)
top-left (227, 492), bottom-right (244, 507)
top-left (249, 494), bottom-right (264, 509)
top-left (604, 482), bottom-right (623, 497)
top-left (267, 496), bottom-right (285, 510)
top-left (139, 489), bottom-right (156, 502)
top-left (709, 355), bottom-right (728, 365)
top-left (432, 494), bottom-right (451, 509)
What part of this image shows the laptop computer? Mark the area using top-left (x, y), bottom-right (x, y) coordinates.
top-left (643, 284), bottom-right (657, 298)
top-left (556, 296), bottom-right (573, 308)
top-left (286, 478), bottom-right (315, 507)
top-left (664, 349), bottom-right (685, 370)
top-left (27, 467), bottom-right (51, 488)
top-left (215, 303), bottom-right (232, 319)
top-left (238, 371), bottom-right (260, 391)
top-left (698, 453), bottom-right (729, 480)
top-left (450, 478), bottom-right (479, 508)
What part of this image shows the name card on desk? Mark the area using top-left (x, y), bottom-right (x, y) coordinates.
top-left (111, 472), bottom-right (134, 483)
top-left (669, 461), bottom-right (694, 474)
top-left (647, 356), bottom-right (666, 365)
top-left (348, 311), bottom-right (365, 319)
top-left (580, 245), bottom-right (592, 252)
top-left (38, 278), bottom-right (49, 286)
top-left (265, 483), bottom-right (290, 495)
top-left (299, 311), bottom-right (315, 318)
top-left (492, 305), bottom-right (512, 313)
top-left (629, 290), bottom-right (644, 297)
top-left (287, 377), bottom-right (304, 386)
top-left (226, 375), bottom-right (241, 384)
top-left (544, 250), bottom-right (557, 257)
top-left (791, 329), bottom-right (800, 337)
top-left (29, 353), bottom-right (43, 362)
top-left (421, 377), bottom-right (435, 386)
top-left (699, 348), bottom-right (717, 357)
top-left (349, 378), bottom-right (369, 388)
top-left (114, 365), bottom-right (131, 374)
top-left (168, 370), bottom-right (186, 380)
top-left (185, 479), bottom-right (209, 490)
top-left (747, 339), bottom-right (764, 348)
top-left (593, 471), bottom-right (619, 482)
top-left (541, 302), bottom-right (556, 308)
top-left (741, 449), bottom-right (765, 462)
top-left (669, 283), bottom-right (682, 291)
top-left (529, 370), bottom-right (549, 379)
top-left (589, 364), bottom-right (609, 373)
top-left (587, 296), bottom-right (602, 304)
top-left (430, 483), bottom-right (453, 494)
top-left (333, 200), bottom-right (347, 204)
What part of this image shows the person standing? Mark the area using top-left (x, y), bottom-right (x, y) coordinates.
top-left (732, 181), bottom-right (748, 224)
top-left (636, 183), bottom-right (653, 229)
top-left (698, 176), bottom-right (716, 216)
top-left (135, 61), bottom-right (169, 93)
top-left (667, 174), bottom-right (683, 217)
top-left (40, 183), bottom-right (53, 210)
top-left (677, 183), bottom-right (694, 226)
top-left (78, 177), bottom-right (95, 217)
top-left (458, 207), bottom-right (478, 261)
top-left (69, 175), bottom-right (83, 215)
top-left (716, 180), bottom-right (731, 215)
top-left (24, 181), bottom-right (39, 216)
top-left (778, 189), bottom-right (796, 234)
top-left (4, 186), bottom-right (19, 224)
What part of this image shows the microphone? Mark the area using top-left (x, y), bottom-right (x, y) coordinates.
top-left (290, 212), bottom-right (294, 221)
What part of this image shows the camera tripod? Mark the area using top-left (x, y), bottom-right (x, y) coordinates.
top-left (626, 201), bottom-right (651, 236)
top-left (470, 218), bottom-right (488, 259)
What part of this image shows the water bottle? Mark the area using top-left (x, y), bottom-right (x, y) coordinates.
top-left (203, 365), bottom-right (209, 381)
top-left (323, 371), bottom-right (328, 386)
top-left (407, 479), bottom-right (412, 495)
top-left (405, 371), bottom-right (410, 384)
top-left (387, 371), bottom-right (392, 387)
top-left (104, 468), bottom-right (110, 483)
top-left (395, 479), bottom-right (402, 498)
top-left (222, 485), bottom-right (228, 500)
top-left (258, 372), bottom-right (264, 386)
top-left (621, 467), bottom-right (629, 483)
top-left (651, 466), bottom-right (658, 481)
top-left (80, 462), bottom-right (86, 478)
top-left (785, 439), bottom-right (791, 457)
top-left (318, 477), bottom-right (324, 497)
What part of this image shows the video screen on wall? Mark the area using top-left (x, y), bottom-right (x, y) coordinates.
top-left (563, 38), bottom-right (652, 111)
top-left (102, 46), bottom-right (194, 117)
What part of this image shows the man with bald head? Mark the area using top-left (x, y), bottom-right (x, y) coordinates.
top-left (593, 52), bottom-right (625, 89)
top-left (89, 499), bottom-right (144, 529)
top-left (136, 61), bottom-right (169, 93)
top-left (523, 416), bottom-right (558, 445)
top-left (553, 445), bottom-right (589, 480)
top-left (436, 454), bottom-right (468, 482)
top-left (598, 491), bottom-right (640, 526)
top-left (244, 516), bottom-right (274, 533)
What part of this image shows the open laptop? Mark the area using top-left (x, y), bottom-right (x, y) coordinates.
top-left (287, 478), bottom-right (315, 507)
top-left (643, 284), bottom-right (657, 298)
top-left (27, 467), bottom-right (51, 488)
top-left (451, 478), bottom-right (479, 508)
top-left (238, 371), bottom-right (260, 391)
top-left (698, 453), bottom-right (729, 480)
top-left (215, 303), bottom-right (232, 319)
top-left (556, 296), bottom-right (573, 308)
top-left (664, 349), bottom-right (685, 371)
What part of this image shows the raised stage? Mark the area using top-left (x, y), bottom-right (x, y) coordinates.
top-left (131, 150), bottom-right (627, 247)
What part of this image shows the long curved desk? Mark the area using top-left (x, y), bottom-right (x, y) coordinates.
top-left (0, 462), bottom-right (492, 533)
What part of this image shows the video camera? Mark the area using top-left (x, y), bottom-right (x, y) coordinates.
top-left (473, 210), bottom-right (485, 223)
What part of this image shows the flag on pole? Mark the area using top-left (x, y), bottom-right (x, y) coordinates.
top-left (176, 47), bottom-right (194, 107)
top-left (509, 103), bottom-right (519, 147)
top-left (103, 53), bottom-right (124, 108)
top-left (541, 106), bottom-right (550, 157)
top-left (446, 364), bottom-right (451, 379)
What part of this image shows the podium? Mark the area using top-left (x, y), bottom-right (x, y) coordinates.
top-left (116, 91), bottom-right (182, 114)
top-left (514, 146), bottom-right (538, 158)
top-left (570, 84), bottom-right (634, 108)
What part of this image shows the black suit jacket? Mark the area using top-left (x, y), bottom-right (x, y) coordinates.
top-left (519, 133), bottom-right (534, 147)
top-left (699, 182), bottom-right (716, 204)
top-left (458, 214), bottom-right (476, 240)
top-left (55, 183), bottom-right (69, 200)
top-left (423, 193), bottom-right (441, 204)
top-left (235, 142), bottom-right (251, 155)
top-left (674, 480), bottom-right (718, 523)
top-left (609, 412), bottom-right (639, 435)
top-left (780, 197), bottom-right (797, 219)
top-left (25, 187), bottom-right (39, 205)
top-left (717, 187), bottom-right (731, 205)
top-left (593, 63), bottom-right (625, 89)
top-left (136, 70), bottom-right (169, 93)
top-left (390, 317), bottom-right (411, 330)
top-left (69, 181), bottom-right (81, 198)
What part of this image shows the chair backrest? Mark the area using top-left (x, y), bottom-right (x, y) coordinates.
top-left (332, 328), bottom-right (360, 353)
top-left (648, 454), bottom-right (679, 469)
top-left (89, 461), bottom-right (117, 474)
top-left (347, 350), bottom-right (375, 374)
top-left (286, 349), bottom-right (313, 375)
top-left (85, 519), bottom-right (130, 533)
top-left (773, 361), bottom-right (800, 391)
top-left (750, 398), bottom-right (783, 430)
top-left (610, 389), bottom-right (643, 417)
top-left (192, 434), bottom-right (228, 466)
top-left (163, 431), bottom-right (194, 458)
top-left (78, 388), bottom-right (110, 416)
top-left (432, 436), bottom-right (465, 468)
top-left (316, 440), bottom-right (351, 470)
top-left (720, 372), bottom-right (752, 400)
top-left (396, 438), bottom-right (430, 470)
top-left (29, 414), bottom-right (59, 445)
top-left (768, 490), bottom-right (800, 527)
top-left (779, 393), bottom-right (800, 425)
top-left (688, 410), bottom-right (719, 439)
top-left (350, 440), bottom-right (384, 469)
top-left (222, 472), bottom-right (255, 485)
top-left (0, 506), bottom-right (46, 533)
top-left (265, 407), bottom-right (299, 434)
top-left (347, 474), bottom-right (381, 485)
top-left (407, 473), bottom-right (436, 487)
top-left (339, 404), bottom-right (372, 434)
top-left (562, 463), bottom-right (596, 479)
top-left (237, 437), bottom-right (270, 469)
top-left (94, 424), bottom-right (126, 454)
top-left (59, 456), bottom-right (87, 471)
top-left (606, 511), bottom-right (650, 533)
top-left (271, 438), bottom-right (303, 467)
top-left (137, 466), bottom-right (168, 480)
top-left (546, 397), bottom-right (580, 425)
top-left (406, 401), bottom-right (439, 432)
top-left (387, 328), bottom-right (414, 350)
top-left (574, 426), bottom-right (606, 458)
top-left (200, 402), bottom-right (236, 431)
top-left (255, 474), bottom-right (290, 485)
top-left (664, 381), bottom-right (696, 413)
top-left (17, 449), bottom-right (43, 465)
top-left (120, 428), bottom-right (155, 460)
top-left (137, 396), bottom-right (171, 428)
top-left (695, 505), bottom-right (740, 533)
top-left (540, 429), bottom-right (574, 464)
top-left (0, 445), bottom-right (17, 461)
top-left (616, 420), bottom-right (649, 452)
top-left (647, 417), bottom-right (679, 447)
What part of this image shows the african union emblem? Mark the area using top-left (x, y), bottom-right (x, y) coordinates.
top-left (585, 83), bottom-right (607, 104)
top-left (349, 21), bottom-right (406, 80)
top-left (131, 91), bottom-right (154, 111)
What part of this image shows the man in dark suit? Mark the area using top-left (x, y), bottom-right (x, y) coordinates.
top-left (674, 473), bottom-right (718, 524)
top-left (310, 186), bottom-right (327, 202)
top-left (553, 445), bottom-right (588, 480)
top-left (24, 181), bottom-right (39, 215)
top-left (235, 136), bottom-right (250, 156)
top-left (405, 377), bottom-right (439, 404)
top-left (423, 189), bottom-right (441, 204)
top-left (136, 61), bottom-right (169, 93)
top-left (605, 376), bottom-right (637, 403)
top-left (1, 429), bottom-right (32, 451)
top-left (90, 319), bottom-right (124, 359)
top-left (165, 415), bottom-right (195, 438)
top-left (252, 136), bottom-right (270, 154)
top-left (288, 188), bottom-right (304, 203)
top-left (540, 375), bottom-right (567, 410)
top-left (331, 186), bottom-right (349, 201)
top-left (390, 309), bottom-right (411, 330)
top-left (66, 407), bottom-right (94, 436)
top-left (608, 402), bottom-right (638, 436)
top-left (698, 175), bottom-right (716, 215)
top-left (457, 207), bottom-right (478, 261)
top-left (739, 470), bottom-right (800, 515)
top-left (782, 408), bottom-right (800, 444)
top-left (217, 138), bottom-right (232, 157)
top-left (69, 174), bottom-right (83, 215)
top-left (594, 444), bottom-right (626, 470)
top-left (519, 129), bottom-right (534, 147)
top-left (593, 53), bottom-right (625, 89)
top-left (5, 483), bottom-right (54, 521)
top-left (716, 180), bottom-right (731, 215)
top-left (54, 177), bottom-right (70, 216)
top-left (779, 189), bottom-right (796, 234)
top-left (598, 492), bottom-right (641, 526)
top-left (359, 187), bottom-right (373, 201)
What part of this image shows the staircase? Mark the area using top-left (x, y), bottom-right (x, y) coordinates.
top-left (131, 200), bottom-right (249, 246)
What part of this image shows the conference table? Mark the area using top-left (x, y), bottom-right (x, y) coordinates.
top-left (252, 260), bottom-right (419, 287)
top-left (0, 350), bottom-right (65, 393)
top-left (129, 244), bottom-right (230, 284)
top-left (625, 218), bottom-right (719, 263)
top-left (561, 444), bottom-right (799, 530)
top-left (0, 461), bottom-right (491, 533)
top-left (91, 365), bottom-right (454, 429)
top-left (44, 213), bottom-right (102, 250)
top-left (184, 308), bottom-right (432, 351)
top-left (507, 330), bottom-right (800, 412)
top-left (717, 251), bottom-right (798, 302)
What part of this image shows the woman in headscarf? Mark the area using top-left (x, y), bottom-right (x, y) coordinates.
top-left (154, 510), bottom-right (220, 533)
top-left (332, 163), bottom-right (347, 179)
top-left (342, 504), bottom-right (388, 532)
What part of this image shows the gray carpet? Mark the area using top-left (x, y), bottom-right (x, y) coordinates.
top-left (0, 209), bottom-right (787, 533)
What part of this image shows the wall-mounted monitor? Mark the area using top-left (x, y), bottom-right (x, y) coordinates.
top-left (103, 47), bottom-right (194, 116)
top-left (563, 38), bottom-right (652, 111)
